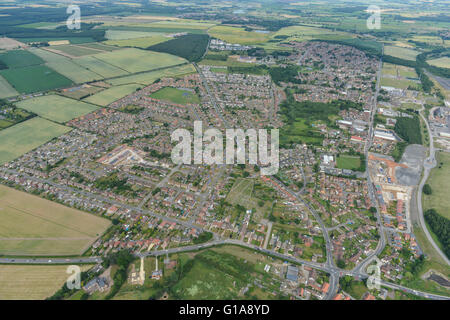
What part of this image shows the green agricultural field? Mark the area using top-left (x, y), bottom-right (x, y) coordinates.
top-left (107, 63), bottom-right (196, 86)
top-left (0, 117), bottom-right (72, 165)
top-left (74, 55), bottom-right (129, 78)
top-left (48, 44), bottom-right (102, 57)
top-left (0, 185), bottom-right (110, 256)
top-left (104, 35), bottom-right (170, 48)
top-left (381, 77), bottom-right (420, 90)
top-left (273, 25), bottom-right (353, 42)
top-left (84, 83), bottom-right (141, 106)
top-left (384, 45), bottom-right (419, 61)
top-left (150, 87), bottom-right (200, 104)
top-left (427, 57), bottom-right (450, 69)
top-left (93, 48), bottom-right (186, 73)
top-left (105, 30), bottom-right (164, 40)
top-left (209, 26), bottom-right (271, 45)
top-left (0, 65), bottom-right (73, 93)
top-left (336, 155), bottom-right (361, 170)
top-left (29, 48), bottom-right (102, 83)
top-left (0, 265), bottom-right (93, 300)
top-left (0, 74), bottom-right (18, 98)
top-left (16, 95), bottom-right (98, 123)
top-left (0, 49), bottom-right (43, 68)
top-left (423, 152), bottom-right (450, 220)
top-left (77, 42), bottom-right (119, 51)
top-left (382, 63), bottom-right (417, 78)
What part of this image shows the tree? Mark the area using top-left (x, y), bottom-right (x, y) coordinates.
top-left (423, 184), bottom-right (432, 195)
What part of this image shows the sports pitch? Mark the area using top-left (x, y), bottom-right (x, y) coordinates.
top-left (0, 185), bottom-right (111, 255)
top-left (16, 95), bottom-right (99, 123)
top-left (0, 117), bottom-right (72, 165)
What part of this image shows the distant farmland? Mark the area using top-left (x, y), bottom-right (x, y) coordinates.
top-left (0, 185), bottom-right (111, 256)
top-left (16, 95), bottom-right (99, 123)
top-left (0, 117), bottom-right (71, 165)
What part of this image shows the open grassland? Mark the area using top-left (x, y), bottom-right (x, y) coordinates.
top-left (47, 44), bottom-right (102, 57)
top-left (0, 49), bottom-right (43, 68)
top-left (29, 48), bottom-right (102, 83)
top-left (77, 42), bottom-right (119, 51)
top-left (0, 185), bottom-right (111, 255)
top-left (423, 152), bottom-right (450, 220)
top-left (0, 265), bottom-right (93, 300)
top-left (382, 63), bottom-right (418, 78)
top-left (107, 63), bottom-right (196, 86)
top-left (0, 117), bottom-right (71, 165)
top-left (84, 83), bottom-right (141, 106)
top-left (16, 95), bottom-right (98, 123)
top-left (381, 77), bottom-right (420, 90)
top-left (0, 74), bottom-right (18, 98)
top-left (209, 26), bottom-right (271, 45)
top-left (384, 45), bottom-right (419, 61)
top-left (0, 65), bottom-right (73, 93)
top-left (273, 25), bottom-right (353, 42)
top-left (74, 55), bottom-right (129, 78)
top-left (427, 57), bottom-right (450, 69)
top-left (93, 48), bottom-right (186, 73)
top-left (105, 30), bottom-right (164, 40)
top-left (150, 87), bottom-right (200, 104)
top-left (104, 35), bottom-right (170, 48)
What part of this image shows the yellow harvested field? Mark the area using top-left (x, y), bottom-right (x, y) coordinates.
top-left (0, 185), bottom-right (111, 255)
top-left (0, 265), bottom-right (92, 300)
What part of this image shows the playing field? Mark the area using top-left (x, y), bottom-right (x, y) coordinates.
top-left (107, 63), bottom-right (196, 86)
top-left (0, 74), bottom-right (18, 98)
top-left (423, 152), bottom-right (450, 220)
top-left (150, 87), bottom-right (200, 104)
top-left (209, 26), bottom-right (270, 45)
top-left (384, 45), bottom-right (419, 61)
top-left (336, 155), bottom-right (361, 170)
top-left (0, 49), bottom-right (43, 68)
top-left (427, 57), bottom-right (450, 69)
top-left (0, 265), bottom-right (93, 300)
top-left (16, 95), bottom-right (99, 123)
top-left (0, 65), bottom-right (73, 93)
top-left (84, 83), bottom-right (141, 106)
top-left (93, 48), bottom-right (186, 73)
top-left (0, 117), bottom-right (72, 165)
top-left (0, 185), bottom-right (111, 255)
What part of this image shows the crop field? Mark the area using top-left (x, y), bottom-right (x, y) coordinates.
top-left (381, 77), bottom-right (419, 90)
top-left (384, 45), bottom-right (419, 61)
top-left (84, 83), bottom-right (141, 106)
top-left (382, 63), bottom-right (417, 78)
top-left (107, 63), bottom-right (196, 86)
top-left (273, 25), bottom-right (352, 42)
top-left (209, 26), bottom-right (271, 45)
top-left (0, 49), bottom-right (43, 68)
top-left (74, 55), bottom-right (129, 79)
top-left (336, 155), bottom-right (361, 170)
top-left (29, 48), bottom-right (102, 83)
top-left (0, 117), bottom-right (72, 165)
top-left (16, 95), bottom-right (99, 123)
top-left (77, 42), bottom-right (119, 51)
top-left (0, 65), bottom-right (73, 93)
top-left (59, 85), bottom-right (104, 100)
top-left (104, 35), bottom-right (170, 48)
top-left (0, 74), bottom-right (18, 98)
top-left (427, 57), bottom-right (450, 69)
top-left (105, 30), bottom-right (163, 40)
top-left (0, 265), bottom-right (93, 300)
top-left (0, 185), bottom-right (111, 256)
top-left (46, 44), bottom-right (102, 57)
top-left (423, 152), bottom-right (450, 220)
top-left (150, 87), bottom-right (200, 104)
top-left (93, 48), bottom-right (186, 73)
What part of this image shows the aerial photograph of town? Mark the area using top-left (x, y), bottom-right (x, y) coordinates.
top-left (0, 0), bottom-right (448, 310)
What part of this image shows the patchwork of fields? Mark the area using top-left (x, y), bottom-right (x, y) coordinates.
top-left (0, 185), bottom-right (111, 255)
top-left (16, 95), bottom-right (99, 123)
top-left (0, 117), bottom-right (71, 165)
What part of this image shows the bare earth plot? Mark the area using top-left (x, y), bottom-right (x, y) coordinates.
top-left (0, 117), bottom-right (72, 165)
top-left (0, 185), bottom-right (111, 255)
top-left (0, 265), bottom-right (93, 300)
top-left (16, 94), bottom-right (99, 123)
